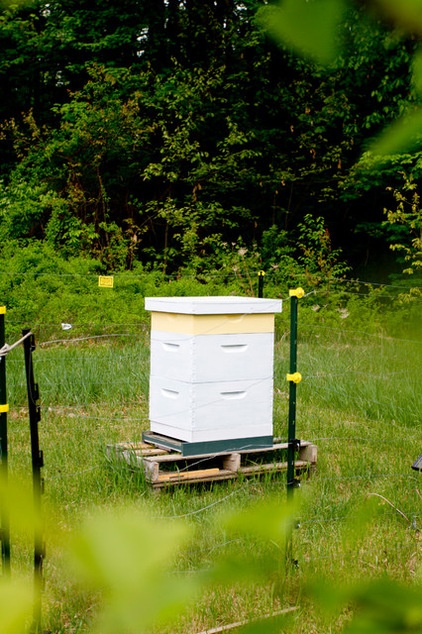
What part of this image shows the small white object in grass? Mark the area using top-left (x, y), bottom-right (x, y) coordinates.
top-left (61, 323), bottom-right (72, 330)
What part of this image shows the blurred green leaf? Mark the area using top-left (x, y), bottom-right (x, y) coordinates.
top-left (69, 506), bottom-right (197, 634)
top-left (204, 498), bottom-right (298, 586)
top-left (0, 480), bottom-right (38, 538)
top-left (344, 579), bottom-right (422, 633)
top-left (305, 578), bottom-right (422, 634)
top-left (256, 0), bottom-right (347, 65)
top-left (340, 495), bottom-right (380, 553)
top-left (373, 0), bottom-right (422, 35)
top-left (369, 108), bottom-right (422, 154)
top-left (306, 578), bottom-right (350, 617)
top-left (220, 497), bottom-right (298, 544)
top-left (0, 580), bottom-right (33, 634)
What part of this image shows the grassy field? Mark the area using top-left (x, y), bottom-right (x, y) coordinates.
top-left (2, 296), bottom-right (422, 633)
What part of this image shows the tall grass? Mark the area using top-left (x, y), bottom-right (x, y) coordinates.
top-left (1, 298), bottom-right (421, 633)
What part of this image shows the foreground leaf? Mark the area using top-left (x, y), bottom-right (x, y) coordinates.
top-left (69, 506), bottom-right (197, 634)
top-left (373, 0), bottom-right (422, 35)
top-left (369, 108), bottom-right (422, 155)
top-left (256, 0), bottom-right (346, 65)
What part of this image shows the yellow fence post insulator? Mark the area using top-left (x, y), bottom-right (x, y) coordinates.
top-left (289, 287), bottom-right (305, 299)
top-left (257, 270), bottom-right (266, 298)
top-left (286, 372), bottom-right (302, 384)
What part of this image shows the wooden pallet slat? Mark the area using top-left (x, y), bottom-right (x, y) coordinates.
top-left (157, 468), bottom-right (221, 483)
top-left (108, 438), bottom-right (317, 489)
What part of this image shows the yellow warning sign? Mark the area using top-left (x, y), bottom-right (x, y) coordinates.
top-left (98, 276), bottom-right (114, 288)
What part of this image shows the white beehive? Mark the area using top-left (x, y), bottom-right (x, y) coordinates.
top-left (145, 296), bottom-right (282, 454)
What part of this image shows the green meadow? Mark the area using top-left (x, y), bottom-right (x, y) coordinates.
top-left (1, 280), bottom-right (421, 634)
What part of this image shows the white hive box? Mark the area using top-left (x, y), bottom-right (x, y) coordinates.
top-left (150, 331), bottom-right (274, 383)
top-left (144, 296), bottom-right (282, 455)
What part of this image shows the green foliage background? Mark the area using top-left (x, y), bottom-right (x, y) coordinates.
top-left (0, 0), bottom-right (421, 284)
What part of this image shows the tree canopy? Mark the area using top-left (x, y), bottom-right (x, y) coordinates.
top-left (0, 0), bottom-right (420, 281)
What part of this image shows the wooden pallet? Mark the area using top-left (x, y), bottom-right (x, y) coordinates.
top-left (108, 439), bottom-right (317, 489)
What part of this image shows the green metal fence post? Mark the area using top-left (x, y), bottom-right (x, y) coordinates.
top-left (285, 288), bottom-right (304, 568)
top-left (23, 329), bottom-right (44, 634)
top-left (286, 288), bottom-right (304, 498)
top-left (258, 270), bottom-right (265, 298)
top-left (0, 306), bottom-right (10, 576)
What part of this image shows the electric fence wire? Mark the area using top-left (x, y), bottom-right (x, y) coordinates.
top-left (40, 392), bottom-right (422, 432)
top-left (2, 303), bottom-right (419, 500)
top-left (159, 484), bottom-right (251, 519)
top-left (293, 322), bottom-right (422, 345)
top-left (4, 314), bottom-right (422, 351)
top-left (47, 465), bottom-right (102, 479)
top-left (161, 512), bottom-right (421, 579)
top-left (2, 294), bottom-right (420, 355)
top-left (39, 333), bottom-right (140, 346)
top-left (7, 397), bottom-right (420, 446)
top-left (8, 421), bottom-right (421, 485)
top-left (148, 468), bottom-right (418, 524)
top-left (12, 425), bottom-right (420, 529)
top-left (0, 267), bottom-right (421, 289)
top-left (172, 481), bottom-right (421, 522)
top-left (0, 330), bottom-right (33, 357)
top-left (7, 394), bottom-right (420, 462)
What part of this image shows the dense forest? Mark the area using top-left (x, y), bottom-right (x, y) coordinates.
top-left (0, 0), bottom-right (421, 284)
